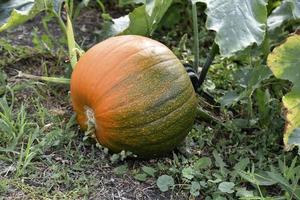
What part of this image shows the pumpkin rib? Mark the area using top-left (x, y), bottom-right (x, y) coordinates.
top-left (129, 110), bottom-right (193, 149)
top-left (91, 54), bottom-right (173, 102)
top-left (75, 37), bottom-right (139, 96)
top-left (89, 56), bottom-right (178, 108)
top-left (93, 72), bottom-right (186, 117)
top-left (94, 72), bottom-right (191, 120)
top-left (85, 46), bottom-right (174, 105)
top-left (94, 87), bottom-right (194, 133)
top-left (100, 74), bottom-right (193, 123)
top-left (82, 36), bottom-right (169, 88)
top-left (101, 122), bottom-right (188, 155)
top-left (90, 57), bottom-right (179, 108)
top-left (95, 92), bottom-right (195, 150)
top-left (74, 36), bottom-right (145, 107)
top-left (96, 85), bottom-right (195, 131)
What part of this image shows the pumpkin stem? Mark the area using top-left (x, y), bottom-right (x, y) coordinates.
top-left (83, 107), bottom-right (97, 141)
top-left (16, 70), bottom-right (70, 84)
top-left (191, 0), bottom-right (199, 73)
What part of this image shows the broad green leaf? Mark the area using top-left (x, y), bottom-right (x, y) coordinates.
top-left (220, 66), bottom-right (272, 107)
top-left (156, 175), bottom-right (174, 192)
top-left (218, 182), bottom-right (235, 194)
top-left (142, 166), bottom-right (156, 177)
top-left (213, 150), bottom-right (227, 176)
top-left (123, 5), bottom-right (150, 35)
top-left (289, 128), bottom-right (300, 145)
top-left (0, 0), bottom-right (63, 32)
top-left (268, 0), bottom-right (300, 31)
top-left (0, 0), bottom-right (34, 24)
top-left (199, 0), bottom-right (267, 57)
top-left (238, 170), bottom-right (277, 186)
top-left (220, 91), bottom-right (242, 108)
top-left (233, 158), bottom-right (250, 171)
top-left (190, 181), bottom-right (201, 197)
top-left (266, 171), bottom-right (300, 199)
top-left (113, 164), bottom-right (128, 176)
top-left (103, 0), bottom-right (172, 37)
top-left (182, 167), bottom-right (195, 180)
top-left (134, 173), bottom-right (148, 182)
top-left (267, 35), bottom-right (300, 150)
top-left (193, 157), bottom-right (212, 170)
top-left (236, 187), bottom-right (254, 197)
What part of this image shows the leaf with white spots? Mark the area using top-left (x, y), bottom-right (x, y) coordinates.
top-left (0, 0), bottom-right (63, 32)
top-left (199, 0), bottom-right (267, 57)
top-left (268, 0), bottom-right (300, 31)
top-left (267, 34), bottom-right (300, 150)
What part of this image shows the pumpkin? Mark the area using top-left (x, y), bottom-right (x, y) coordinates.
top-left (70, 35), bottom-right (197, 158)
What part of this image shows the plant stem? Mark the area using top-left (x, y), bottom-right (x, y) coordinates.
top-left (66, 13), bottom-right (77, 69)
top-left (196, 106), bottom-right (223, 125)
top-left (192, 1), bottom-right (199, 73)
top-left (52, 9), bottom-right (67, 36)
top-left (96, 0), bottom-right (106, 13)
top-left (17, 71), bottom-right (70, 84)
top-left (198, 42), bottom-right (219, 87)
top-left (51, 7), bottom-right (84, 56)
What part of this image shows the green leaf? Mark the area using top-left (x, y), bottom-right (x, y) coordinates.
top-left (199, 0), bottom-right (267, 57)
top-left (0, 0), bottom-right (62, 32)
top-left (234, 158), bottom-right (250, 171)
top-left (134, 173), bottom-right (148, 182)
top-left (142, 166), bottom-right (156, 177)
top-left (236, 187), bottom-right (254, 197)
top-left (268, 0), bottom-right (300, 31)
top-left (266, 171), bottom-right (300, 199)
top-left (0, 0), bottom-right (33, 24)
top-left (193, 157), bottom-right (212, 170)
top-left (123, 5), bottom-right (150, 35)
top-left (267, 35), bottom-right (300, 150)
top-left (289, 128), bottom-right (300, 145)
top-left (102, 0), bottom-right (172, 37)
top-left (221, 65), bottom-right (272, 108)
top-left (213, 150), bottom-right (227, 176)
top-left (156, 175), bottom-right (174, 192)
top-left (218, 182), bottom-right (235, 194)
top-left (182, 167), bottom-right (195, 180)
top-left (247, 66), bottom-right (273, 90)
top-left (113, 164), bottom-right (128, 176)
top-left (256, 88), bottom-right (271, 126)
top-left (190, 181), bottom-right (201, 197)
top-left (238, 170), bottom-right (277, 186)
top-left (220, 91), bottom-right (242, 108)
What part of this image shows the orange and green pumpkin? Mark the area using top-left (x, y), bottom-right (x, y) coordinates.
top-left (70, 35), bottom-right (197, 158)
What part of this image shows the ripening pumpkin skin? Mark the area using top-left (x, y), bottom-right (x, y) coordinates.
top-left (70, 35), bottom-right (197, 158)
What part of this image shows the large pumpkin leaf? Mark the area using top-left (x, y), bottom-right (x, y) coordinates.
top-left (268, 0), bottom-right (300, 31)
top-left (267, 35), bottom-right (300, 150)
top-left (199, 0), bottom-right (267, 57)
top-left (0, 0), bottom-right (63, 32)
top-left (102, 0), bottom-right (172, 37)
